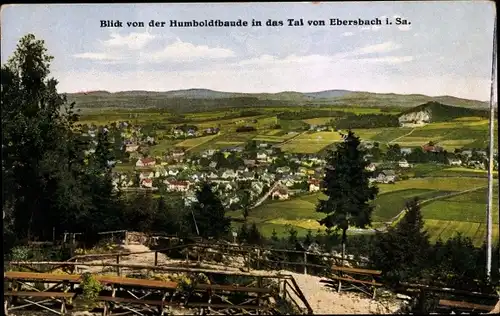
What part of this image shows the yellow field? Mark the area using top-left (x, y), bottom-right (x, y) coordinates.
top-left (302, 117), bottom-right (337, 125)
top-left (377, 177), bottom-right (490, 194)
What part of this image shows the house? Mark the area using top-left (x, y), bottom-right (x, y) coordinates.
top-left (398, 159), bottom-right (411, 168)
top-left (422, 143), bottom-right (443, 153)
top-left (447, 158), bottom-right (462, 166)
top-left (400, 148), bottom-right (413, 156)
top-left (243, 159), bottom-right (257, 167)
top-left (139, 171), bottom-right (154, 180)
top-left (202, 149), bottom-right (216, 157)
top-left (365, 163), bottom-right (377, 172)
top-left (461, 150), bottom-right (473, 158)
top-left (167, 169), bottom-right (179, 176)
top-left (271, 186), bottom-right (289, 200)
top-left (140, 178), bottom-right (153, 188)
top-left (376, 170), bottom-right (397, 184)
top-left (252, 181), bottom-right (264, 194)
top-left (208, 172), bottom-right (218, 179)
top-left (136, 157), bottom-right (156, 167)
top-left (276, 166), bottom-right (291, 174)
top-left (125, 144), bottom-right (139, 152)
top-left (240, 172), bottom-right (255, 181)
top-left (222, 169), bottom-right (237, 179)
top-left (172, 150), bottom-right (185, 159)
top-left (184, 194), bottom-right (198, 207)
top-left (308, 179), bottom-right (321, 192)
top-left (256, 152), bottom-right (268, 161)
top-left (258, 143), bottom-right (269, 149)
top-left (165, 180), bottom-right (190, 192)
top-left (209, 161), bottom-right (218, 169)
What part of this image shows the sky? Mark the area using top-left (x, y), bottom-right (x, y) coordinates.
top-left (1, 2), bottom-right (496, 101)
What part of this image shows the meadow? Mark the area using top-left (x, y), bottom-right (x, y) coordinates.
top-left (234, 176), bottom-right (498, 246)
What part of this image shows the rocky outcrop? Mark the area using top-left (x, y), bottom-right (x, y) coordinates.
top-left (398, 110), bottom-right (431, 127)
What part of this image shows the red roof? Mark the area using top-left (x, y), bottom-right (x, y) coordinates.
top-left (168, 180), bottom-right (189, 186)
top-left (140, 157), bottom-right (155, 164)
top-left (308, 179), bottom-right (320, 185)
top-left (141, 178), bottom-right (152, 183)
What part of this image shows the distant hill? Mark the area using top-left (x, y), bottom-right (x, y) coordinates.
top-left (398, 101), bottom-right (490, 122)
top-left (65, 89), bottom-right (490, 111)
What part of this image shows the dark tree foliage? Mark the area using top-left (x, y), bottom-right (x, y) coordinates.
top-left (335, 114), bottom-right (400, 129)
top-left (189, 182), bottom-right (231, 239)
top-left (277, 110), bottom-right (345, 120)
top-left (371, 197), bottom-right (431, 284)
top-left (316, 130), bottom-right (379, 263)
top-left (1, 34), bottom-right (123, 247)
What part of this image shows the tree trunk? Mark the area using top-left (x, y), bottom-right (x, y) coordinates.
top-left (341, 228), bottom-right (347, 267)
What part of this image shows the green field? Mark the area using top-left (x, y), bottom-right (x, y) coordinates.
top-left (174, 135), bottom-right (218, 150)
top-left (237, 176), bottom-right (497, 245)
top-left (281, 132), bottom-right (343, 153)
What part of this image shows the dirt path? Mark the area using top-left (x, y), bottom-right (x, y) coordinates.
top-left (388, 128), bottom-right (415, 143)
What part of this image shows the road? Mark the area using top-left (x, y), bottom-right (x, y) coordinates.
top-left (388, 128), bottom-right (415, 144)
top-left (250, 181), bottom-right (282, 209)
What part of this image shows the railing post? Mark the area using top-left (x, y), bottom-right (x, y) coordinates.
top-left (304, 252), bottom-right (307, 275)
top-left (257, 276), bottom-right (262, 315)
top-left (257, 248), bottom-right (261, 270)
top-left (116, 255), bottom-right (120, 276)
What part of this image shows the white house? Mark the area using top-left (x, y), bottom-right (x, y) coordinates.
top-left (398, 159), bottom-right (411, 168)
top-left (222, 170), bottom-right (237, 179)
top-left (365, 163), bottom-right (377, 172)
top-left (125, 144), bottom-right (139, 152)
top-left (257, 152), bottom-right (268, 161)
top-left (308, 179), bottom-right (321, 192)
top-left (376, 170), bottom-right (397, 184)
top-left (447, 158), bottom-right (462, 166)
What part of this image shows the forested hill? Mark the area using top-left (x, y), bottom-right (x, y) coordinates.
top-left (399, 101), bottom-right (491, 122)
top-left (66, 89), bottom-right (489, 111)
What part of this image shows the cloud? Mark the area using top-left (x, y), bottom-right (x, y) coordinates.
top-left (357, 56), bottom-right (414, 64)
top-left (143, 39), bottom-right (235, 63)
top-left (73, 34), bottom-right (236, 64)
top-left (100, 32), bottom-right (156, 50)
top-left (73, 52), bottom-right (122, 61)
top-left (353, 41), bottom-right (402, 55)
top-left (342, 32), bottom-right (354, 37)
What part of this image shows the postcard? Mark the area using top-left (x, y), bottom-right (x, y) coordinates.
top-left (1, 2), bottom-right (498, 315)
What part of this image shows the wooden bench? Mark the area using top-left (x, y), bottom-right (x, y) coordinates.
top-left (323, 266), bottom-right (383, 299)
top-left (438, 299), bottom-right (496, 312)
top-left (4, 291), bottom-right (77, 316)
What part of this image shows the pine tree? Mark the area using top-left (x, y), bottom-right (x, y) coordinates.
top-left (248, 222), bottom-right (263, 245)
top-left (1, 34), bottom-right (96, 242)
top-left (190, 182), bottom-right (231, 239)
top-left (371, 197), bottom-right (430, 283)
top-left (316, 130), bottom-right (379, 265)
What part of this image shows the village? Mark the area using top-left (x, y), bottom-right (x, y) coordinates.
top-left (78, 121), bottom-right (498, 210)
